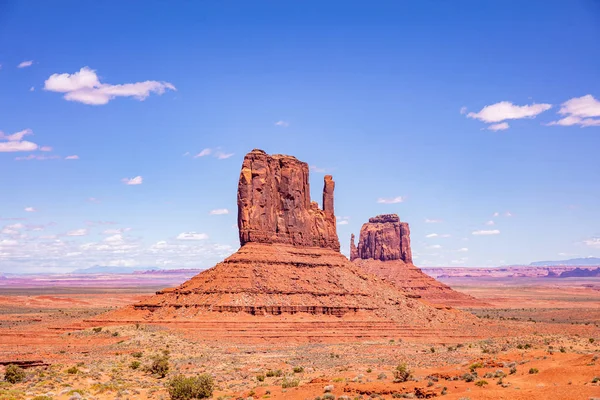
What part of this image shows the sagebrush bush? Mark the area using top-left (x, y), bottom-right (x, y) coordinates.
top-left (475, 379), bottom-right (488, 387)
top-left (130, 361), bottom-right (141, 370)
top-left (148, 354), bottom-right (170, 378)
top-left (167, 374), bottom-right (214, 399)
top-left (66, 366), bottom-right (79, 374)
top-left (393, 363), bottom-right (411, 383)
top-left (528, 368), bottom-right (539, 374)
top-left (281, 376), bottom-right (300, 388)
top-left (293, 366), bottom-right (304, 373)
top-left (4, 364), bottom-right (25, 383)
top-left (132, 351), bottom-right (143, 358)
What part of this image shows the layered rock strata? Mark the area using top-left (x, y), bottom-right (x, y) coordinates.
top-left (352, 214), bottom-right (484, 307)
top-left (101, 150), bottom-right (480, 330)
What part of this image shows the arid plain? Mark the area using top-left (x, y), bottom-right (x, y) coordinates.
top-left (1, 150), bottom-right (598, 400)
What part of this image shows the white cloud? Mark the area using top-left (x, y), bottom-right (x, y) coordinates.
top-left (0, 239), bottom-right (18, 246)
top-left (176, 232), bottom-right (209, 241)
top-left (30, 86), bottom-right (35, 92)
top-left (0, 129), bottom-right (32, 142)
top-left (467, 101), bottom-right (552, 123)
top-left (17, 60), bottom-right (33, 68)
top-left (377, 196), bottom-right (404, 204)
top-left (338, 220), bottom-right (349, 225)
top-left (209, 208), bottom-right (229, 215)
top-left (492, 212), bottom-right (499, 217)
top-left (215, 151), bottom-right (234, 159)
top-left (193, 148), bottom-right (233, 160)
top-left (485, 220), bottom-right (495, 226)
top-left (459, 106), bottom-right (467, 115)
top-left (425, 218), bottom-right (442, 223)
top-left (583, 238), bottom-right (600, 249)
top-left (0, 128), bottom-right (39, 153)
top-left (39, 146), bottom-right (53, 152)
top-left (488, 122), bottom-right (509, 131)
top-left (427, 244), bottom-right (442, 249)
top-left (66, 229), bottom-right (88, 237)
top-left (104, 234), bottom-right (123, 243)
top-left (195, 148), bottom-right (212, 158)
top-left (15, 154), bottom-right (60, 161)
top-left (457, 248), bottom-right (469, 252)
top-left (122, 176), bottom-right (143, 185)
top-left (472, 229), bottom-right (500, 236)
top-left (44, 67), bottom-right (176, 105)
top-left (425, 233), bottom-right (438, 238)
top-left (546, 95), bottom-right (600, 128)
top-left (505, 211), bottom-right (512, 217)
top-left (24, 207), bottom-right (36, 212)
top-left (310, 165), bottom-right (327, 173)
top-left (275, 120), bottom-right (290, 127)
top-left (65, 155), bottom-right (79, 160)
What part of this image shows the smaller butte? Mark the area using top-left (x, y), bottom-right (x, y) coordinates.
top-left (351, 214), bottom-right (486, 307)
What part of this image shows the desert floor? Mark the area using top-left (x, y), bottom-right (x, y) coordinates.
top-left (0, 278), bottom-right (598, 400)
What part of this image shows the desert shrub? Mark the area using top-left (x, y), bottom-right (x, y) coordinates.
top-left (324, 384), bottom-right (334, 392)
top-left (592, 376), bottom-right (599, 383)
top-left (148, 354), bottom-right (170, 378)
top-left (4, 365), bottom-right (25, 384)
top-left (32, 396), bottom-right (53, 400)
top-left (559, 347), bottom-right (566, 353)
top-left (167, 374), bottom-right (214, 400)
top-left (366, 368), bottom-right (372, 373)
top-left (256, 374), bottom-right (265, 382)
top-left (430, 347), bottom-right (435, 353)
top-left (293, 366), bottom-right (304, 373)
top-left (322, 394), bottom-right (335, 400)
top-left (528, 368), bottom-right (539, 374)
top-left (462, 373), bottom-right (475, 382)
top-left (112, 331), bottom-right (119, 337)
top-left (92, 327), bottom-right (102, 333)
top-left (483, 372), bottom-right (493, 378)
top-left (427, 380), bottom-right (434, 387)
top-left (590, 338), bottom-right (595, 344)
top-left (281, 376), bottom-right (299, 388)
top-left (377, 372), bottom-right (387, 380)
top-left (475, 380), bottom-right (488, 387)
top-left (266, 369), bottom-right (282, 377)
top-left (130, 361), bottom-right (141, 370)
top-left (469, 362), bottom-right (483, 372)
top-left (509, 366), bottom-right (517, 375)
top-left (66, 366), bottom-right (79, 374)
top-left (494, 369), bottom-right (505, 378)
top-left (132, 351), bottom-right (143, 358)
top-left (441, 386), bottom-right (447, 395)
top-left (393, 363), bottom-right (412, 383)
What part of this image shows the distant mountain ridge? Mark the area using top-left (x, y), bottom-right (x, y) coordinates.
top-left (529, 257), bottom-right (600, 266)
top-left (72, 265), bottom-right (163, 274)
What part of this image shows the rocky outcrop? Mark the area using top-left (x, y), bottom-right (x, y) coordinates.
top-left (102, 150), bottom-right (481, 333)
top-left (350, 214), bottom-right (411, 263)
top-left (238, 149), bottom-right (339, 251)
top-left (352, 214), bottom-right (485, 307)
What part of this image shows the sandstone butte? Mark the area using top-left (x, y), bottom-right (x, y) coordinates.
top-left (351, 214), bottom-right (485, 307)
top-left (98, 149), bottom-right (482, 340)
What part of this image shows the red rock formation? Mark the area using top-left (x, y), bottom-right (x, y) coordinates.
top-left (237, 149), bottom-right (339, 251)
top-left (351, 214), bottom-right (411, 263)
top-left (101, 150), bottom-right (481, 336)
top-left (352, 214), bottom-right (485, 307)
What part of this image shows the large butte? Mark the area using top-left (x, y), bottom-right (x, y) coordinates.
top-left (95, 149), bottom-right (484, 341)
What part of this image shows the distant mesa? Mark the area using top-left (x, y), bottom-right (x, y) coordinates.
top-left (95, 149), bottom-right (479, 341)
top-left (351, 214), bottom-right (485, 307)
top-left (549, 267), bottom-right (600, 278)
top-left (530, 257), bottom-right (600, 267)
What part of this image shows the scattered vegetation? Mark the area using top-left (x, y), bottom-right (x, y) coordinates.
top-left (393, 363), bottom-right (412, 383)
top-left (281, 376), bottom-right (300, 388)
top-left (92, 327), bottom-right (102, 333)
top-left (528, 368), bottom-right (539, 374)
top-left (148, 353), bottom-right (170, 378)
top-left (3, 365), bottom-right (25, 384)
top-left (132, 351), bottom-right (143, 358)
top-left (266, 369), bottom-right (283, 377)
top-left (475, 379), bottom-right (488, 387)
top-left (167, 374), bottom-right (214, 400)
top-left (130, 360), bottom-right (141, 370)
top-left (256, 374), bottom-right (265, 382)
top-left (293, 366), bottom-right (304, 373)
top-left (66, 366), bottom-right (79, 374)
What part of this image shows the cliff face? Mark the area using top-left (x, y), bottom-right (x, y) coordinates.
top-left (351, 214), bottom-right (484, 307)
top-left (237, 149), bottom-right (340, 251)
top-left (350, 214), bottom-right (412, 263)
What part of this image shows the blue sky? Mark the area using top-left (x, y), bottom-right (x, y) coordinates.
top-left (1, 0), bottom-right (599, 272)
